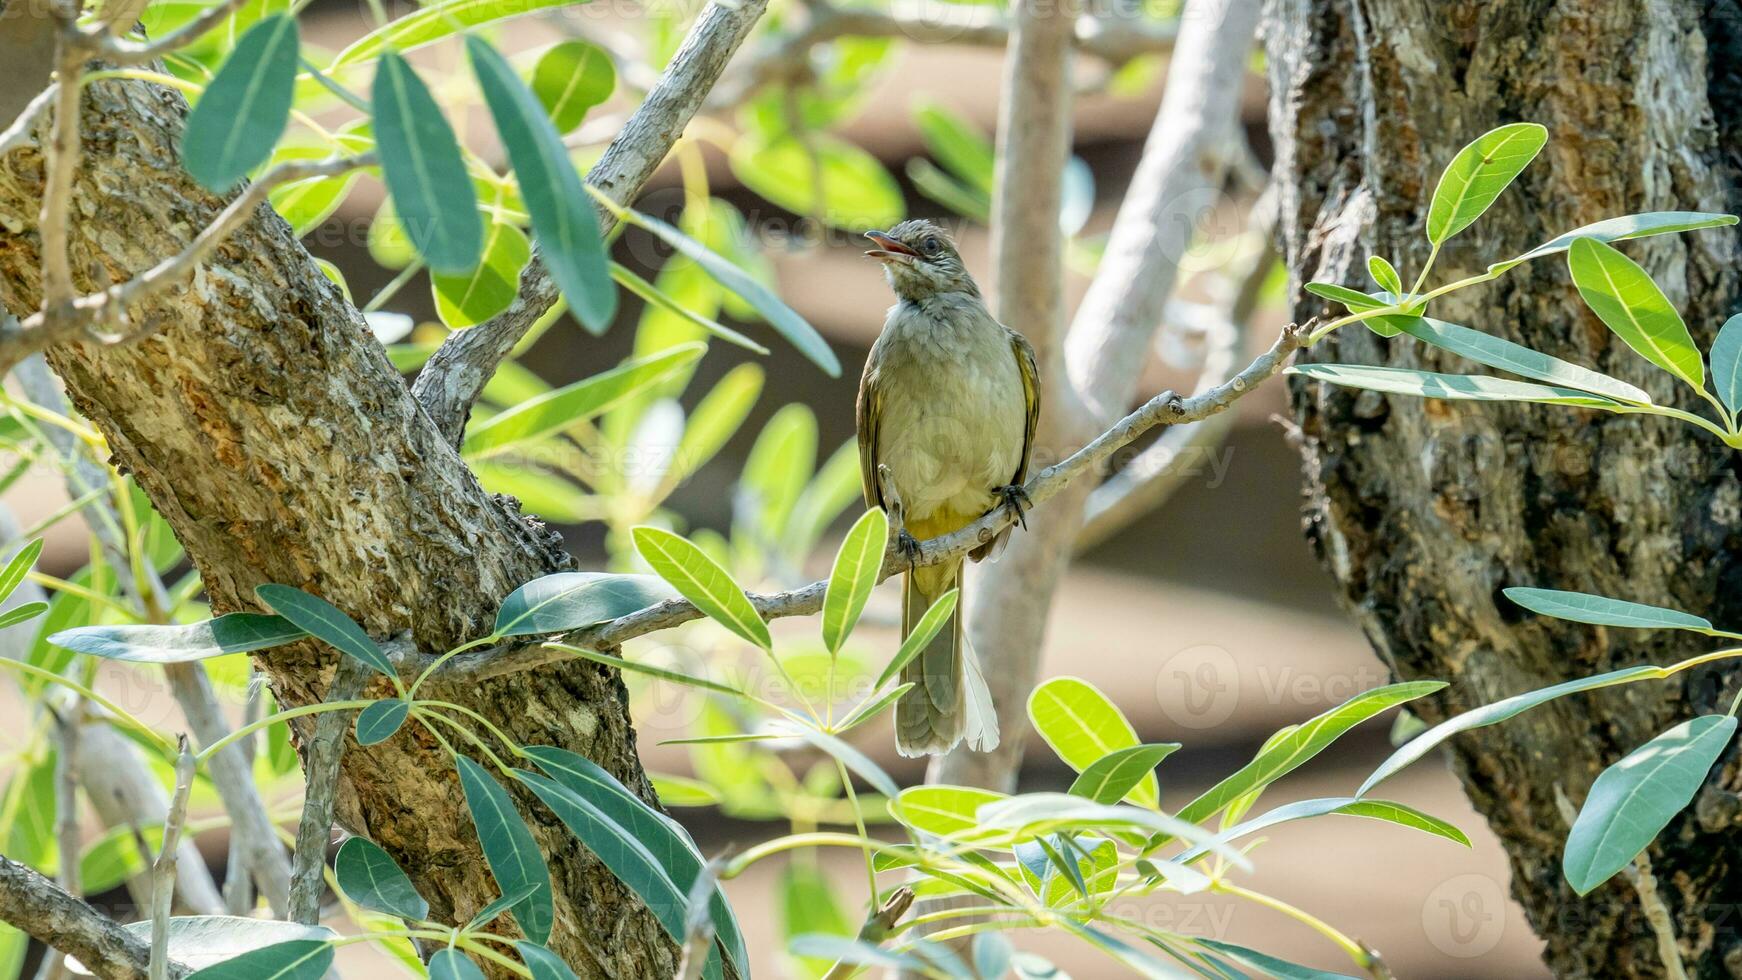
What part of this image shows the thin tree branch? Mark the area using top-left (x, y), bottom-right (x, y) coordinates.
top-left (222, 675), bottom-right (261, 916)
top-left (0, 855), bottom-right (187, 980)
top-left (0, 84), bottom-right (58, 158)
top-left (33, 706), bottom-right (83, 980)
top-left (40, 31), bottom-right (88, 313)
top-left (149, 737), bottom-right (194, 980)
top-left (287, 657), bottom-right (371, 925)
top-left (3, 154), bottom-right (375, 377)
top-left (410, 0), bottom-right (773, 447)
top-left (406, 321), bottom-right (1308, 685)
top-left (91, 0), bottom-right (253, 64)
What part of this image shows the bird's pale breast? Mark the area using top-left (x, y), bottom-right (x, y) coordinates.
top-left (871, 297), bottom-right (1026, 530)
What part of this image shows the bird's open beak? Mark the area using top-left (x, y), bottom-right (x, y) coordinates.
top-left (864, 231), bottom-right (918, 264)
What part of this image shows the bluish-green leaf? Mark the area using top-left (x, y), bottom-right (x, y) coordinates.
top-left (429, 948), bottom-right (486, 980)
top-left (516, 942), bottom-right (581, 980)
top-left (774, 721), bottom-right (899, 799)
top-left (522, 745), bottom-right (748, 978)
top-left (1178, 681), bottom-right (1447, 825)
top-left (789, 935), bottom-right (925, 973)
top-left (494, 573), bottom-right (677, 637)
top-left (185, 940), bottom-right (333, 980)
top-left (611, 205), bottom-right (840, 377)
top-left (1360, 666), bottom-right (1665, 795)
top-left (632, 526), bottom-right (770, 649)
top-left (255, 585), bottom-right (395, 678)
top-left (355, 699), bottom-right (409, 745)
top-left (531, 40), bottom-right (615, 133)
top-left (1567, 236), bottom-right (1704, 389)
top-left (1712, 314), bottom-right (1742, 415)
top-left (335, 837), bottom-right (428, 920)
top-left (1196, 939), bottom-right (1356, 979)
top-left (468, 36), bottom-right (615, 332)
top-left (1067, 743), bottom-right (1180, 807)
top-left (1504, 587), bottom-right (1715, 633)
top-left (1490, 211), bottom-right (1739, 275)
top-left (373, 52), bottom-right (480, 274)
top-left (1028, 677), bottom-right (1151, 803)
top-left (455, 756), bottom-right (554, 944)
top-left (1398, 317), bottom-right (1652, 404)
top-left (114, 918), bottom-right (334, 972)
top-left (463, 345), bottom-right (705, 457)
top-left (1426, 122), bottom-right (1547, 245)
top-left (1181, 795), bottom-right (1468, 863)
top-left (467, 882), bottom-right (541, 931)
top-left (1565, 714), bottom-right (1737, 895)
top-left (50, 613), bottom-right (305, 664)
top-left (1337, 800), bottom-right (1471, 846)
top-left (1287, 363), bottom-right (1624, 408)
top-left (821, 508), bottom-right (887, 655)
top-left (182, 15), bottom-right (300, 191)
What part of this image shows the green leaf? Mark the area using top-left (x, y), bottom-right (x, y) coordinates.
top-left (647, 774), bottom-right (719, 807)
top-left (521, 745), bottom-right (747, 978)
top-left (610, 205), bottom-right (840, 377)
top-left (1503, 587), bottom-right (1715, 632)
top-left (1337, 800), bottom-right (1471, 846)
top-left (531, 40), bottom-right (615, 133)
top-left (182, 15), bottom-right (300, 191)
top-left (494, 572), bottom-right (677, 637)
top-left (1489, 211), bottom-right (1739, 275)
top-left (1360, 665), bottom-right (1666, 795)
top-left (467, 882), bottom-right (542, 931)
top-left (1303, 281), bottom-right (1386, 312)
top-left (1196, 939), bottom-right (1357, 980)
top-left (355, 699), bottom-right (409, 745)
top-left (255, 585), bottom-right (395, 678)
top-left (50, 613), bottom-right (305, 663)
top-left (662, 364), bottom-right (764, 492)
top-left (1286, 363), bottom-right (1624, 408)
top-left (978, 794), bottom-right (1245, 865)
top-left (468, 36), bottom-right (616, 332)
top-left (728, 132), bottom-right (904, 231)
top-left (1177, 681), bottom-right (1447, 826)
top-left (546, 643), bottom-right (757, 700)
top-left (632, 526), bottom-right (770, 649)
top-left (1367, 256), bottom-right (1403, 296)
top-left (1711, 314), bottom-right (1742, 415)
top-left (1397, 317), bottom-right (1653, 404)
top-left (1425, 122), bottom-right (1547, 245)
top-left (781, 861), bottom-right (853, 977)
top-left (1067, 743), bottom-right (1180, 807)
top-left (516, 942), bottom-right (581, 980)
top-left (463, 344), bottom-right (705, 457)
top-left (821, 508), bottom-right (887, 655)
top-left (1565, 714), bottom-right (1737, 895)
top-left (833, 682), bottom-right (914, 733)
top-left (874, 590), bottom-right (957, 689)
top-left (185, 940), bottom-right (334, 980)
top-left (0, 539), bottom-right (42, 603)
top-left (455, 756), bottom-right (554, 944)
top-left (373, 52), bottom-right (480, 274)
top-left (1028, 677), bottom-right (1151, 802)
top-left (788, 935), bottom-right (925, 974)
top-left (429, 947), bottom-right (486, 980)
top-left (913, 101), bottom-right (994, 195)
top-left (0, 602), bottom-right (47, 631)
top-left (329, 0), bottom-right (577, 69)
top-left (335, 837), bottom-right (429, 921)
top-left (890, 784), bottom-right (1008, 838)
top-left (1567, 236), bottom-right (1704, 389)
top-left (434, 221), bottom-right (531, 328)
top-left (516, 772), bottom-right (710, 970)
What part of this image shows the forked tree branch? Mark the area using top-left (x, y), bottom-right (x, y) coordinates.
top-left (407, 321), bottom-right (1308, 684)
top-left (411, 0), bottom-right (774, 446)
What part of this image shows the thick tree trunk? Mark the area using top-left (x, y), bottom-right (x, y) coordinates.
top-left (0, 66), bottom-right (676, 980)
top-left (1266, 0), bottom-right (1742, 976)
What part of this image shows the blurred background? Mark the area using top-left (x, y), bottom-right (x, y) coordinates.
top-left (1, 0), bottom-right (1553, 975)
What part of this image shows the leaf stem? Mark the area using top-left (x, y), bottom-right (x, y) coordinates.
top-left (1215, 880), bottom-right (1372, 970)
top-left (195, 700), bottom-right (377, 763)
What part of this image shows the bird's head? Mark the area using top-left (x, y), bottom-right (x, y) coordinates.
top-left (864, 220), bottom-right (978, 302)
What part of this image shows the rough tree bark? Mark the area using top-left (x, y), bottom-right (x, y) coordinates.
top-left (0, 20), bottom-right (758, 980)
top-left (1266, 0), bottom-right (1742, 975)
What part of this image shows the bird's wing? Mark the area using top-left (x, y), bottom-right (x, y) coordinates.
top-left (855, 354), bottom-right (884, 511)
top-left (1010, 329), bottom-right (1040, 486)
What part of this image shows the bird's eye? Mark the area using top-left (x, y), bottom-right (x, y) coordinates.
top-left (922, 236), bottom-right (941, 254)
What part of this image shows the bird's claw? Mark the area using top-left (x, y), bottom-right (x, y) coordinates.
top-left (993, 484), bottom-right (1032, 530)
top-left (896, 529), bottom-right (921, 568)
